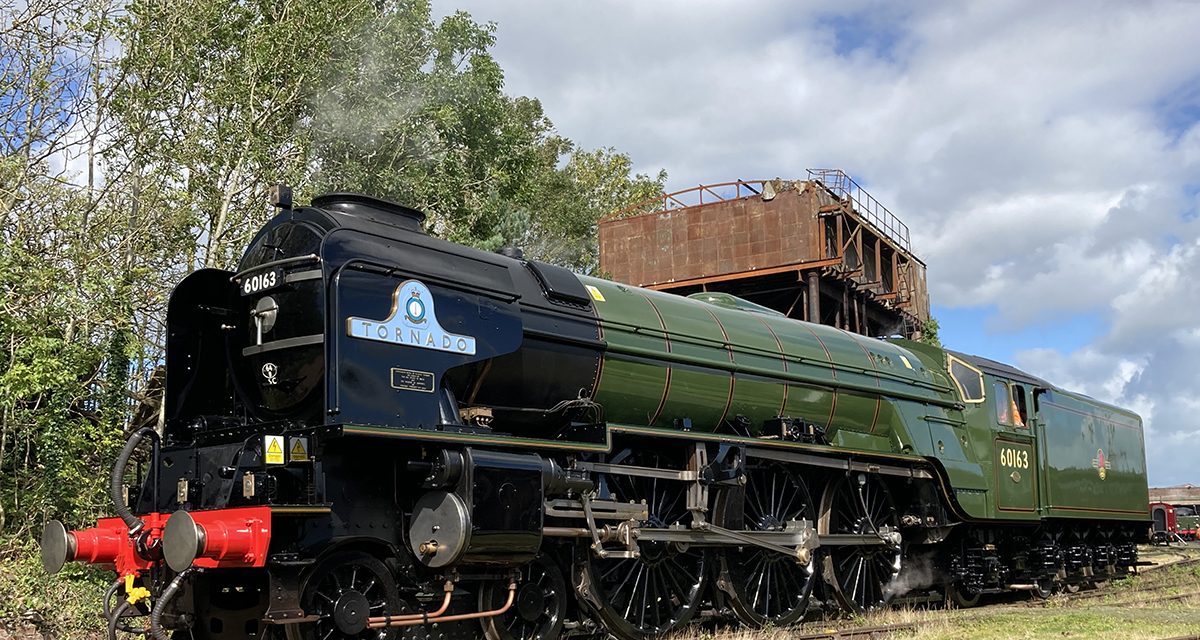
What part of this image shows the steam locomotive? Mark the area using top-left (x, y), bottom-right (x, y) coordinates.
top-left (42, 192), bottom-right (1150, 639)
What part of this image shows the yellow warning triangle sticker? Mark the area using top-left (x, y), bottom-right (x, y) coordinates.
top-left (264, 435), bottom-right (285, 464)
top-left (290, 439), bottom-right (308, 462)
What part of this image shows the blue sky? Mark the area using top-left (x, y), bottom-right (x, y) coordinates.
top-left (935, 306), bottom-right (1105, 365)
top-left (433, 0), bottom-right (1200, 486)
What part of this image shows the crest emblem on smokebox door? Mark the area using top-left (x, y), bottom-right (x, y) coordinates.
top-left (1092, 448), bottom-right (1110, 480)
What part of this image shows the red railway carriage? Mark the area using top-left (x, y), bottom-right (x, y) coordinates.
top-left (1151, 501), bottom-right (1199, 543)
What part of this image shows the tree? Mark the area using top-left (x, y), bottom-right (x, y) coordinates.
top-left (108, 0), bottom-right (383, 271)
top-left (0, 0), bottom-right (128, 538)
top-left (529, 146), bottom-right (666, 273)
top-left (307, 4), bottom-right (565, 240)
top-left (1, 1), bottom-right (666, 631)
top-left (918, 317), bottom-right (942, 347)
top-left (305, 3), bottom-right (666, 272)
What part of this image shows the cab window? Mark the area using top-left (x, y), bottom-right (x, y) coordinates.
top-left (947, 355), bottom-right (985, 403)
top-left (1011, 385), bottom-right (1028, 428)
top-left (994, 381), bottom-right (1012, 424)
top-left (995, 380), bottom-right (1028, 428)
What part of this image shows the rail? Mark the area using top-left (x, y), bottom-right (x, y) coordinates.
top-left (794, 622), bottom-right (917, 639)
top-left (608, 179), bottom-right (773, 219)
top-left (807, 168), bottom-right (912, 254)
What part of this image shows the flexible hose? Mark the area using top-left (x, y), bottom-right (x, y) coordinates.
top-left (149, 568), bottom-right (192, 640)
top-left (103, 579), bottom-right (122, 623)
top-left (111, 426), bottom-right (158, 535)
top-left (108, 601), bottom-right (130, 640)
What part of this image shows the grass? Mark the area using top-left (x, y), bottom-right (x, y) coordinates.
top-left (689, 545), bottom-right (1200, 640)
top-left (0, 536), bottom-right (110, 639)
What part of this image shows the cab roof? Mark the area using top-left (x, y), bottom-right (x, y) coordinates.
top-left (947, 350), bottom-right (1050, 388)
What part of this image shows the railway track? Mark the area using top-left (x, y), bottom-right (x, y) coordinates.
top-left (1024, 554), bottom-right (1200, 609)
top-left (1140, 557), bottom-right (1200, 574)
top-left (792, 623), bottom-right (918, 640)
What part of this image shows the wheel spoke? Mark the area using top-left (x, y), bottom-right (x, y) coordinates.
top-left (649, 567), bottom-right (666, 630)
top-left (661, 487), bottom-right (685, 523)
top-left (825, 476), bottom-right (902, 612)
top-left (722, 462), bottom-right (814, 627)
top-left (620, 563), bottom-right (644, 619)
top-left (585, 448), bottom-right (706, 638)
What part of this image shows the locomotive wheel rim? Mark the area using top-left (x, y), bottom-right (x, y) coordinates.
top-left (290, 551), bottom-right (400, 640)
top-left (578, 448), bottom-right (707, 640)
top-left (481, 554), bottom-right (567, 640)
top-left (947, 583), bottom-right (981, 608)
top-left (817, 473), bottom-right (903, 613)
top-left (715, 461), bottom-right (815, 627)
top-left (1030, 577), bottom-right (1056, 600)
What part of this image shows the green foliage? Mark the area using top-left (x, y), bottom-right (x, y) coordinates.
top-left (529, 147), bottom-right (666, 272)
top-left (110, 0), bottom-right (380, 269)
top-left (1, 6), bottom-right (664, 635)
top-left (0, 161), bottom-right (127, 537)
top-left (305, 3), bottom-right (664, 270)
top-left (0, 537), bottom-right (112, 636)
top-left (919, 317), bottom-right (942, 347)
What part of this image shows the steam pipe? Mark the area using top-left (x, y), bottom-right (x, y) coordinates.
top-left (368, 582), bottom-right (515, 629)
top-left (366, 581), bottom-right (454, 628)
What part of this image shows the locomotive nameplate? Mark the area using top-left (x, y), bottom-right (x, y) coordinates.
top-left (346, 279), bottom-right (477, 355)
top-left (391, 367), bottom-right (435, 393)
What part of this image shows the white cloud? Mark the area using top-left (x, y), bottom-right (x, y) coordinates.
top-left (434, 0), bottom-right (1200, 484)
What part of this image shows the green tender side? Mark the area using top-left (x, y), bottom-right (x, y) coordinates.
top-left (1037, 390), bottom-right (1149, 520)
